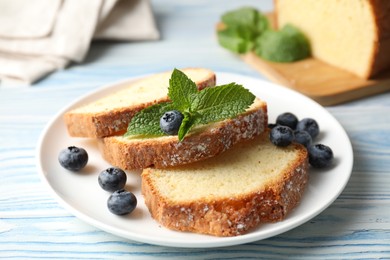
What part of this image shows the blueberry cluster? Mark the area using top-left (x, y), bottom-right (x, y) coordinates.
top-left (58, 147), bottom-right (137, 215)
top-left (269, 112), bottom-right (334, 169)
top-left (99, 167), bottom-right (137, 216)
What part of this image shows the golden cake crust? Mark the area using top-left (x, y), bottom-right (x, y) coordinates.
top-left (369, 0), bottom-right (390, 77)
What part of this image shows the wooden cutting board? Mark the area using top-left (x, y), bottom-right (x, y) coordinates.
top-left (217, 13), bottom-right (390, 106)
top-left (240, 52), bottom-right (390, 106)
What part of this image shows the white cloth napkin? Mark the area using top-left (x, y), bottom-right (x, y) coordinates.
top-left (0, 0), bottom-right (159, 85)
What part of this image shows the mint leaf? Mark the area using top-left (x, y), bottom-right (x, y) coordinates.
top-left (191, 83), bottom-right (255, 124)
top-left (168, 68), bottom-right (198, 111)
top-left (124, 102), bottom-right (174, 137)
top-left (217, 26), bottom-right (255, 54)
top-left (255, 13), bottom-right (270, 34)
top-left (255, 24), bottom-right (311, 62)
top-left (221, 7), bottom-right (264, 29)
top-left (218, 7), bottom-right (270, 54)
top-left (177, 111), bottom-right (198, 141)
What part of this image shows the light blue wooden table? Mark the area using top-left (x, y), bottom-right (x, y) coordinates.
top-left (1, 1), bottom-right (389, 258)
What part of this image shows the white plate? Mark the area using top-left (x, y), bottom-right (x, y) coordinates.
top-left (36, 72), bottom-right (353, 248)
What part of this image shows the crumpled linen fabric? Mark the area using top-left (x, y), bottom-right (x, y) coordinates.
top-left (0, 0), bottom-right (159, 85)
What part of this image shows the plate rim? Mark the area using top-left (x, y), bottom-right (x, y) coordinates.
top-left (36, 71), bottom-right (354, 248)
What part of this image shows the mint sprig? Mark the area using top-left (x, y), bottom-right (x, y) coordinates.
top-left (217, 7), bottom-right (311, 62)
top-left (125, 68), bottom-right (255, 141)
top-left (217, 7), bottom-right (270, 54)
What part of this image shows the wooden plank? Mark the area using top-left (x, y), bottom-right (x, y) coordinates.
top-left (241, 52), bottom-right (390, 105)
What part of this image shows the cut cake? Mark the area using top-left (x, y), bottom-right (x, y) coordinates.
top-left (141, 133), bottom-right (309, 236)
top-left (275, 0), bottom-right (390, 78)
top-left (99, 98), bottom-right (268, 170)
top-left (64, 68), bottom-right (216, 138)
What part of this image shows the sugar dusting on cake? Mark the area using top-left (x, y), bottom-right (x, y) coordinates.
top-left (158, 109), bottom-right (266, 167)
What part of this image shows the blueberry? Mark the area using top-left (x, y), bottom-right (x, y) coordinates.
top-left (296, 118), bottom-right (319, 139)
top-left (98, 167), bottom-right (127, 192)
top-left (270, 125), bottom-right (294, 147)
top-left (160, 110), bottom-right (184, 135)
top-left (294, 130), bottom-right (312, 148)
top-left (276, 112), bottom-right (298, 129)
top-left (308, 144), bottom-right (334, 168)
top-left (107, 189), bottom-right (137, 215)
top-left (58, 146), bottom-right (88, 171)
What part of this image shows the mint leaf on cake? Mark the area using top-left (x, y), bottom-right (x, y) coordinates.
top-left (124, 69), bottom-right (256, 141)
top-left (177, 111), bottom-right (198, 141)
top-left (168, 68), bottom-right (198, 111)
top-left (124, 102), bottom-right (175, 137)
top-left (191, 82), bottom-right (255, 124)
top-left (177, 82), bottom-right (256, 140)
